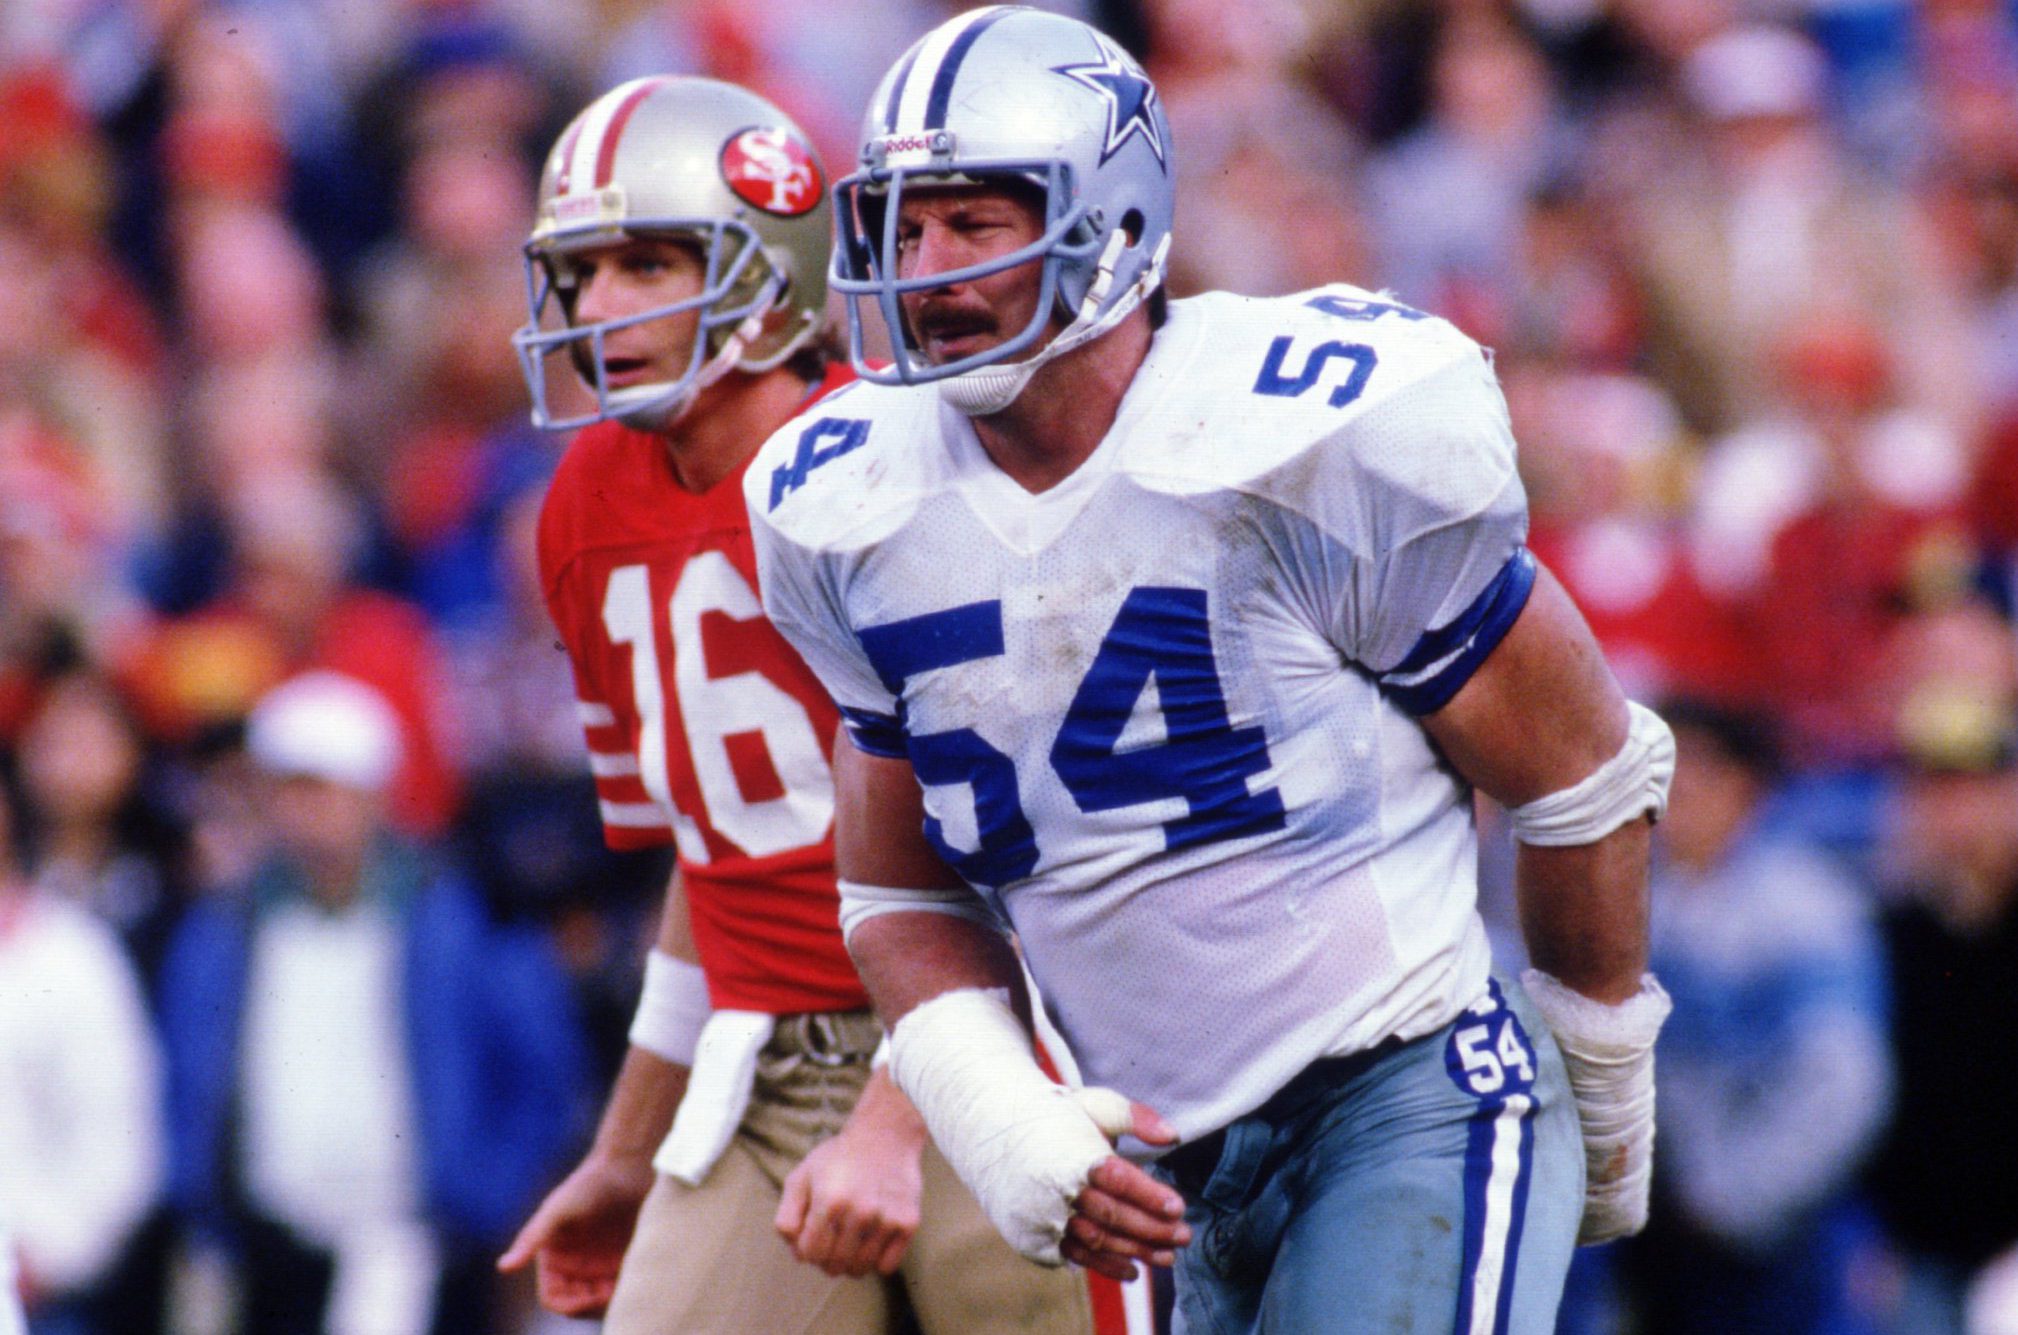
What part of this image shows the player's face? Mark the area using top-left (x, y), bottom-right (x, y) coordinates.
top-left (894, 185), bottom-right (1054, 366)
top-left (270, 774), bottom-right (383, 903)
top-left (564, 236), bottom-right (707, 390)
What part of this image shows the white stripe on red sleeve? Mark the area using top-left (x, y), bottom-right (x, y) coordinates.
top-left (600, 800), bottom-right (672, 829)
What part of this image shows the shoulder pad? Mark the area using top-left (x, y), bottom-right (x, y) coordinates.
top-left (1126, 286), bottom-right (1495, 492)
top-left (745, 381), bottom-right (942, 551)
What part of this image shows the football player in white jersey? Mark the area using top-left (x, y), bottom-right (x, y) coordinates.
top-left (745, 8), bottom-right (1676, 1333)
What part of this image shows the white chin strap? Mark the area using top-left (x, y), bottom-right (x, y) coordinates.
top-left (938, 233), bottom-right (1171, 418)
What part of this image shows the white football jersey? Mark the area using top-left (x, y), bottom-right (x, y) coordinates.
top-left (747, 287), bottom-right (1533, 1140)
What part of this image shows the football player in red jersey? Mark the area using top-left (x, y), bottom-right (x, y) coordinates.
top-left (495, 77), bottom-right (1119, 1334)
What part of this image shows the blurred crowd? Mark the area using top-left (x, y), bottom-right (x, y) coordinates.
top-left (3, 0), bottom-right (2018, 1331)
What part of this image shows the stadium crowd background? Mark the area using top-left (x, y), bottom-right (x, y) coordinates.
top-left (2, 0), bottom-right (2017, 1331)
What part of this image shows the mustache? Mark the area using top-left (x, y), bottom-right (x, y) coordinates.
top-left (912, 304), bottom-right (999, 342)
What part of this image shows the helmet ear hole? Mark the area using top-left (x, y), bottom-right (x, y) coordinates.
top-left (1119, 209), bottom-right (1145, 246)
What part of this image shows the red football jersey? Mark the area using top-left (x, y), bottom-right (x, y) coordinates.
top-left (538, 369), bottom-right (866, 1013)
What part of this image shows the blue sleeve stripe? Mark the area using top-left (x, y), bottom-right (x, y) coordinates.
top-left (1381, 548), bottom-right (1536, 716)
top-left (856, 599), bottom-right (1004, 694)
top-left (840, 706), bottom-right (908, 759)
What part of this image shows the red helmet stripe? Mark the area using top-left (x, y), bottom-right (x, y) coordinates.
top-left (553, 116), bottom-right (587, 194)
top-left (594, 79), bottom-right (667, 189)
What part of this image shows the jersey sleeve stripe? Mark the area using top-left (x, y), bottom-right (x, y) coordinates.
top-left (577, 701), bottom-right (617, 729)
top-left (839, 706), bottom-right (907, 758)
top-left (593, 771), bottom-right (653, 803)
top-left (1380, 548), bottom-right (1535, 716)
top-left (587, 751), bottom-right (641, 778)
top-left (599, 799), bottom-right (672, 830)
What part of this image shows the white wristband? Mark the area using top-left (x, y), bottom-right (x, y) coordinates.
top-left (889, 988), bottom-right (1131, 1266)
top-left (629, 950), bottom-right (711, 1067)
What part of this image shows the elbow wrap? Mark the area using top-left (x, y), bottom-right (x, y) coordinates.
top-left (837, 879), bottom-right (1000, 947)
top-left (1508, 701), bottom-right (1675, 847)
top-left (628, 950), bottom-right (712, 1067)
top-left (888, 988), bottom-right (1132, 1266)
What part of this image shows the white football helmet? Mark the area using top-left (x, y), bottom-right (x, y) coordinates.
top-left (515, 77), bottom-right (831, 432)
top-left (832, 6), bottom-right (1174, 415)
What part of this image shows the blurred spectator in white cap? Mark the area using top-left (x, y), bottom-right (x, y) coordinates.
top-left (249, 669), bottom-right (401, 792)
top-left (245, 671), bottom-right (403, 897)
top-left (1681, 22), bottom-right (1825, 125)
top-left (1621, 22), bottom-right (1977, 442)
top-left (156, 671), bottom-right (589, 1335)
top-left (0, 764), bottom-right (166, 1334)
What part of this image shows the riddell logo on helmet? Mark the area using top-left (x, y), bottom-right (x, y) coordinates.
top-left (721, 127), bottom-right (823, 217)
top-left (551, 191), bottom-right (611, 223)
top-left (537, 186), bottom-right (627, 238)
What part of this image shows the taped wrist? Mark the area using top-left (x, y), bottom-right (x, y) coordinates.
top-left (888, 988), bottom-right (1131, 1266)
top-left (1509, 701), bottom-right (1675, 847)
top-left (1522, 968), bottom-right (1672, 1244)
top-left (629, 950), bottom-right (711, 1067)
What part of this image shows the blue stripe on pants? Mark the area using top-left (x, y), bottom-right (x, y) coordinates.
top-left (1454, 1091), bottom-right (1537, 1334)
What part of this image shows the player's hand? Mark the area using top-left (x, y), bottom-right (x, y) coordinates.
top-left (775, 1076), bottom-right (928, 1276)
top-left (1062, 1100), bottom-right (1190, 1282)
top-left (497, 1150), bottom-right (656, 1317)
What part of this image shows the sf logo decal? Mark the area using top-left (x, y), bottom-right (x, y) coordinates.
top-left (721, 126), bottom-right (824, 217)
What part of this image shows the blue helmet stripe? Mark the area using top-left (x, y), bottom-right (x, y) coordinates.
top-left (882, 44), bottom-right (921, 132)
top-left (924, 6), bottom-right (1013, 130)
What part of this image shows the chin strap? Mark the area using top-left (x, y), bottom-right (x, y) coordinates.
top-left (938, 232), bottom-right (1171, 418)
top-left (615, 276), bottom-right (804, 432)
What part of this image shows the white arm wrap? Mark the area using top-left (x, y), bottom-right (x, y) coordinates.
top-left (627, 950), bottom-right (711, 1067)
top-left (837, 878), bottom-right (1001, 947)
top-left (1522, 968), bottom-right (1673, 1245)
top-left (1509, 701), bottom-right (1675, 847)
top-left (888, 988), bottom-right (1133, 1266)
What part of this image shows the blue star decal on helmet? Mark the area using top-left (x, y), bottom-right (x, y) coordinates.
top-left (1052, 37), bottom-right (1167, 172)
